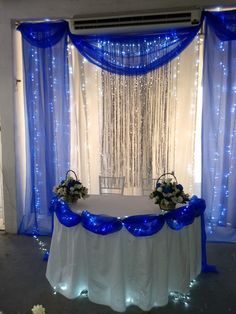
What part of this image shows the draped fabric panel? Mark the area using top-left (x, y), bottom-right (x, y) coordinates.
top-left (69, 24), bottom-right (202, 75)
top-left (17, 22), bottom-right (70, 235)
top-left (17, 21), bottom-right (68, 48)
top-left (204, 11), bottom-right (236, 41)
top-left (202, 10), bottom-right (236, 242)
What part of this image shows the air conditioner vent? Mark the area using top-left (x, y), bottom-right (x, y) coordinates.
top-left (69, 10), bottom-right (201, 34)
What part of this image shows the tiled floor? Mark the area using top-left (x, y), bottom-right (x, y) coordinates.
top-left (0, 233), bottom-right (236, 314)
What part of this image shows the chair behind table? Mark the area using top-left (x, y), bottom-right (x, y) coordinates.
top-left (99, 176), bottom-right (125, 195)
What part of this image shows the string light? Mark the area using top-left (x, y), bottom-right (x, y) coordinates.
top-left (205, 33), bottom-right (236, 235)
top-left (52, 280), bottom-right (198, 307)
top-left (33, 235), bottom-right (49, 261)
top-left (169, 279), bottom-right (198, 306)
top-left (79, 57), bottom-right (91, 191)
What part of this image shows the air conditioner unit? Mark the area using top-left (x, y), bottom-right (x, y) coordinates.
top-left (69, 10), bottom-right (202, 35)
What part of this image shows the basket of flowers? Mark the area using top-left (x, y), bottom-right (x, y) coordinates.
top-left (53, 170), bottom-right (89, 204)
top-left (149, 172), bottom-right (189, 211)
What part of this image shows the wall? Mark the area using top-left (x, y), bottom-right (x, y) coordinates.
top-left (0, 0), bottom-right (234, 233)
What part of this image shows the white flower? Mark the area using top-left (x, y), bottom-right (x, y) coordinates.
top-left (74, 183), bottom-right (82, 189)
top-left (31, 304), bottom-right (46, 314)
top-left (157, 187), bottom-right (162, 192)
top-left (163, 178), bottom-right (172, 184)
top-left (171, 196), bottom-right (178, 203)
top-left (161, 199), bottom-right (169, 206)
top-left (177, 196), bottom-right (183, 203)
top-left (57, 187), bottom-right (63, 194)
top-left (52, 186), bottom-right (57, 193)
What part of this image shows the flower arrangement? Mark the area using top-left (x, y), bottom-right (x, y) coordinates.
top-left (149, 172), bottom-right (189, 211)
top-left (31, 305), bottom-right (46, 314)
top-left (0, 305), bottom-right (46, 314)
top-left (53, 170), bottom-right (89, 204)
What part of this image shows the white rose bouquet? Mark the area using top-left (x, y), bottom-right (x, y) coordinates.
top-left (150, 172), bottom-right (189, 211)
top-left (53, 170), bottom-right (89, 204)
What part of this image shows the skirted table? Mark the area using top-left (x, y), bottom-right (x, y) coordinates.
top-left (46, 195), bottom-right (205, 312)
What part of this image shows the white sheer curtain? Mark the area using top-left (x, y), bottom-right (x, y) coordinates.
top-left (69, 45), bottom-right (102, 194)
top-left (68, 37), bottom-right (202, 196)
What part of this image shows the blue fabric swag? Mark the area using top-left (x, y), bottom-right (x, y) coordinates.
top-left (17, 21), bottom-right (68, 48)
top-left (51, 196), bottom-right (205, 234)
top-left (18, 19), bottom-right (202, 75)
top-left (69, 24), bottom-right (202, 75)
top-left (204, 10), bottom-right (236, 41)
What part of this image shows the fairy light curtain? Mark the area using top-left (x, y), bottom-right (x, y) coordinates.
top-left (69, 35), bottom-right (201, 196)
top-left (202, 10), bottom-right (236, 242)
top-left (17, 21), bottom-right (70, 235)
top-left (68, 47), bottom-right (102, 194)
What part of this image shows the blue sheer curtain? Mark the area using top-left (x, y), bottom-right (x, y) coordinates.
top-left (17, 21), bottom-right (70, 235)
top-left (202, 10), bottom-right (236, 242)
top-left (69, 24), bottom-right (202, 75)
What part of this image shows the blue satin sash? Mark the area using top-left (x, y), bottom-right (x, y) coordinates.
top-left (50, 196), bottom-right (204, 235)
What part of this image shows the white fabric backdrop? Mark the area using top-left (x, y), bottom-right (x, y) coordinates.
top-left (69, 36), bottom-right (202, 196)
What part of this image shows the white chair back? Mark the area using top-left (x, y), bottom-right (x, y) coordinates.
top-left (99, 176), bottom-right (125, 195)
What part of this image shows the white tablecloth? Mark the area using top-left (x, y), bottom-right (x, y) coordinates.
top-left (46, 195), bottom-right (201, 312)
top-left (70, 194), bottom-right (162, 216)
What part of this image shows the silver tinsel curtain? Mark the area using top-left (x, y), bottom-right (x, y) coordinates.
top-left (100, 63), bottom-right (176, 191)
